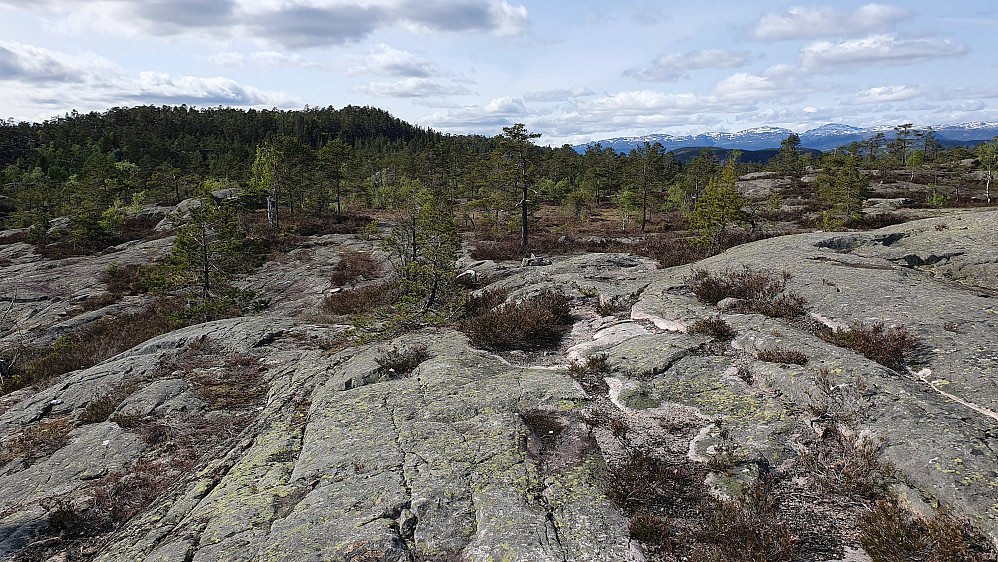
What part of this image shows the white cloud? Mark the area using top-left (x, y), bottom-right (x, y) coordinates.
top-left (133, 71), bottom-right (297, 106)
top-left (343, 44), bottom-right (439, 77)
top-left (522, 86), bottom-right (594, 102)
top-left (713, 65), bottom-right (806, 103)
top-left (852, 85), bottom-right (921, 104)
top-left (2, 0), bottom-right (530, 48)
top-left (419, 96), bottom-right (531, 132)
top-left (0, 41), bottom-right (122, 85)
top-left (0, 41), bottom-right (297, 117)
top-left (800, 34), bottom-right (968, 70)
top-left (250, 51), bottom-right (309, 67)
top-left (751, 4), bottom-right (913, 41)
top-left (208, 51), bottom-right (245, 67)
top-left (487, 0), bottom-right (530, 36)
top-left (548, 90), bottom-right (757, 135)
top-left (625, 50), bottom-right (754, 82)
top-left (359, 77), bottom-right (473, 97)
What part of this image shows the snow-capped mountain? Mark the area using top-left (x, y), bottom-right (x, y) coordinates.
top-left (575, 122), bottom-right (998, 153)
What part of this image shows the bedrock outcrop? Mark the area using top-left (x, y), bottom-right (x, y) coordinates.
top-left (0, 210), bottom-right (996, 560)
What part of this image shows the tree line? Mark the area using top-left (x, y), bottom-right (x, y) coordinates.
top-left (2, 106), bottom-right (995, 248)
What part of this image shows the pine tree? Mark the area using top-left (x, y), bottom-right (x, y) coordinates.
top-left (816, 155), bottom-right (868, 228)
top-left (496, 124), bottom-right (541, 246)
top-left (382, 179), bottom-right (462, 325)
top-left (168, 195), bottom-right (260, 320)
top-left (687, 157), bottom-right (747, 244)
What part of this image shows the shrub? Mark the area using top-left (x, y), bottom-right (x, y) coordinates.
top-left (606, 449), bottom-right (695, 511)
top-left (823, 321), bottom-right (918, 370)
top-left (79, 383), bottom-right (141, 424)
top-left (638, 234), bottom-right (717, 269)
top-left (691, 474), bottom-right (797, 562)
top-left (688, 316), bottom-right (736, 341)
top-left (35, 215), bottom-right (164, 260)
top-left (0, 417), bottom-right (73, 465)
top-left (469, 239), bottom-right (531, 261)
top-left (686, 266), bottom-right (807, 319)
top-left (187, 353), bottom-right (267, 410)
top-left (321, 281), bottom-right (395, 316)
top-left (806, 368), bottom-right (869, 424)
top-left (77, 293), bottom-right (119, 312)
top-left (845, 212), bottom-right (910, 230)
top-left (328, 250), bottom-right (381, 286)
top-left (47, 458), bottom-right (182, 541)
top-left (1, 301), bottom-right (183, 396)
top-left (756, 347), bottom-right (808, 365)
top-left (798, 428), bottom-right (892, 500)
top-left (567, 353), bottom-right (611, 395)
top-left (859, 499), bottom-right (996, 562)
top-left (629, 513), bottom-right (672, 547)
top-left (102, 263), bottom-right (154, 295)
top-left (375, 344), bottom-right (430, 379)
top-left (460, 289), bottom-right (572, 351)
top-left (463, 287), bottom-right (509, 317)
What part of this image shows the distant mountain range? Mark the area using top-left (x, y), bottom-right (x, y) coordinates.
top-left (574, 122), bottom-right (998, 154)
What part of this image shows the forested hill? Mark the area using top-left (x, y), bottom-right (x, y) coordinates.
top-left (3, 103), bottom-right (989, 251)
top-left (0, 105), bottom-right (442, 181)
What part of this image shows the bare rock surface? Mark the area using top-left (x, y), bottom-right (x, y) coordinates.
top-left (616, 210), bottom-right (998, 541)
top-left (0, 236), bottom-right (174, 349)
top-left (1, 211), bottom-right (997, 559)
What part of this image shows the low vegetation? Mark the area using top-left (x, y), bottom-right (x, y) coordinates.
top-left (3, 108), bottom-right (997, 561)
top-left (1, 300), bottom-right (184, 396)
top-left (687, 266), bottom-right (807, 319)
top-left (79, 383), bottom-right (142, 424)
top-left (374, 344), bottom-right (430, 379)
top-left (0, 417), bottom-right (73, 466)
top-left (687, 316), bottom-right (736, 341)
top-left (823, 321), bottom-right (918, 370)
top-left (320, 281), bottom-right (396, 316)
top-left (799, 429), bottom-right (892, 500)
top-left (460, 288), bottom-right (572, 351)
top-left (859, 499), bottom-right (996, 562)
top-left (567, 353), bottom-right (611, 395)
top-left (690, 475), bottom-right (797, 562)
top-left (755, 347), bottom-right (808, 365)
top-left (328, 250), bottom-right (381, 286)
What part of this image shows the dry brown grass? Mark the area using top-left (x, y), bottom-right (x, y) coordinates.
top-left (329, 250), bottom-right (382, 286)
top-left (1, 300), bottom-right (183, 397)
top-left (320, 281), bottom-right (396, 316)
top-left (799, 429), bottom-right (892, 500)
top-left (79, 383), bottom-right (141, 424)
top-left (187, 353), bottom-right (267, 410)
top-left (374, 344), bottom-right (430, 379)
top-left (859, 499), bottom-right (997, 562)
top-left (102, 263), bottom-right (154, 295)
top-left (0, 417), bottom-right (73, 465)
top-left (567, 353), bottom-right (611, 395)
top-left (689, 474), bottom-right (797, 562)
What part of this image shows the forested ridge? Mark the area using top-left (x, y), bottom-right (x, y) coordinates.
top-left (2, 104), bottom-right (995, 251)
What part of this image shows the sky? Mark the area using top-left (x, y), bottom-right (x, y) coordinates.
top-left (1, 1), bottom-right (996, 146)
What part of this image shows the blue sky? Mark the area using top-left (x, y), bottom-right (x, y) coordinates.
top-left (0, 1), bottom-right (996, 146)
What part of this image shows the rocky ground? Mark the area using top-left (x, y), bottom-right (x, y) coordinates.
top-left (1, 208), bottom-right (997, 561)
